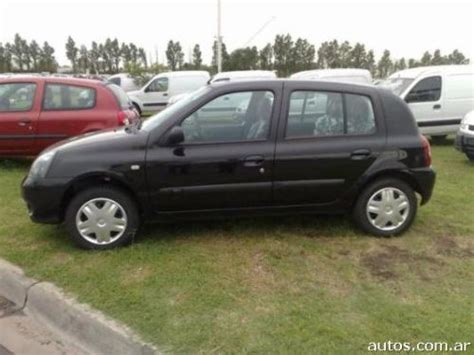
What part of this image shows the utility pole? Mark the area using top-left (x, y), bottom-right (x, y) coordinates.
top-left (217, 0), bottom-right (222, 72)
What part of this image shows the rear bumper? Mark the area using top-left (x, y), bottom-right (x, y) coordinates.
top-left (410, 167), bottom-right (436, 205)
top-left (21, 176), bottom-right (69, 224)
top-left (454, 131), bottom-right (474, 155)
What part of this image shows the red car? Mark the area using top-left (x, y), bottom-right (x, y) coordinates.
top-left (0, 77), bottom-right (139, 156)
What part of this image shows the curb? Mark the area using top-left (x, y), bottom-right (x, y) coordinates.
top-left (0, 259), bottom-right (159, 355)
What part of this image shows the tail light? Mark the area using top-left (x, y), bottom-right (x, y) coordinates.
top-left (117, 111), bottom-right (130, 126)
top-left (420, 135), bottom-right (432, 167)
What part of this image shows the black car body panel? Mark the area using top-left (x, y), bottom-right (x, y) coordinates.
top-left (22, 80), bottom-right (436, 225)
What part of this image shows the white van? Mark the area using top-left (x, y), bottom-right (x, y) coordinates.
top-left (108, 73), bottom-right (140, 92)
top-left (210, 70), bottom-right (277, 83)
top-left (290, 69), bottom-right (372, 84)
top-left (379, 65), bottom-right (474, 137)
top-left (128, 71), bottom-right (210, 113)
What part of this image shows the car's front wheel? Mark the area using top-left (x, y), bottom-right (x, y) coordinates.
top-left (352, 178), bottom-right (417, 236)
top-left (65, 186), bottom-right (139, 249)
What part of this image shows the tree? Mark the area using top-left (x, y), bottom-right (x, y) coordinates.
top-left (259, 43), bottom-right (273, 70)
top-left (110, 39), bottom-right (121, 72)
top-left (212, 40), bottom-right (229, 71)
top-left (138, 48), bottom-right (147, 69)
top-left (65, 36), bottom-right (78, 71)
top-left (192, 44), bottom-right (202, 69)
top-left (431, 49), bottom-right (444, 65)
top-left (10, 34), bottom-right (25, 71)
top-left (273, 34), bottom-right (293, 76)
top-left (350, 43), bottom-right (367, 68)
top-left (377, 50), bottom-right (393, 78)
top-left (29, 40), bottom-right (41, 71)
top-left (77, 45), bottom-right (89, 73)
top-left (447, 49), bottom-right (469, 64)
top-left (89, 41), bottom-right (100, 73)
top-left (227, 46), bottom-right (259, 70)
top-left (420, 51), bottom-right (432, 66)
top-left (166, 40), bottom-right (184, 70)
top-left (291, 38), bottom-right (315, 72)
top-left (40, 41), bottom-right (57, 72)
top-left (364, 50), bottom-right (376, 76)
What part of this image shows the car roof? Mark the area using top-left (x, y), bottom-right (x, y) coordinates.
top-left (208, 78), bottom-right (378, 93)
top-left (388, 64), bottom-right (474, 79)
top-left (0, 76), bottom-right (105, 87)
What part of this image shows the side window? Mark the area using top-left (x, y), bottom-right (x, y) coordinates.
top-left (108, 77), bottom-right (121, 86)
top-left (0, 83), bottom-right (37, 112)
top-left (286, 91), bottom-right (343, 138)
top-left (43, 84), bottom-right (96, 110)
top-left (346, 94), bottom-right (376, 135)
top-left (406, 76), bottom-right (442, 103)
top-left (286, 91), bottom-right (376, 138)
top-left (181, 91), bottom-right (274, 143)
top-left (147, 77), bottom-right (168, 92)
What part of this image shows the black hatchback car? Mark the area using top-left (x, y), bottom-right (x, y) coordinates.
top-left (22, 80), bottom-right (435, 249)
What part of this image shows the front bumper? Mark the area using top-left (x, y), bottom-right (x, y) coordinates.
top-left (21, 176), bottom-right (69, 224)
top-left (454, 131), bottom-right (474, 155)
top-left (410, 167), bottom-right (436, 205)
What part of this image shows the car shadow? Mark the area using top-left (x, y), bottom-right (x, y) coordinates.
top-left (0, 158), bottom-right (33, 169)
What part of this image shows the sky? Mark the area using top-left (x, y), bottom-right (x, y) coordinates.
top-left (0, 0), bottom-right (473, 66)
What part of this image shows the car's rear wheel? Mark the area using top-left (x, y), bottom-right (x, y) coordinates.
top-left (65, 186), bottom-right (139, 249)
top-left (352, 178), bottom-right (417, 236)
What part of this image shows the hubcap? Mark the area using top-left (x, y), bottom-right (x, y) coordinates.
top-left (75, 198), bottom-right (127, 245)
top-left (366, 187), bottom-right (410, 231)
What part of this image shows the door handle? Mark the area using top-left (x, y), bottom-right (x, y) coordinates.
top-left (163, 92), bottom-right (169, 97)
top-left (351, 149), bottom-right (371, 160)
top-left (433, 104), bottom-right (441, 110)
top-left (18, 118), bottom-right (32, 127)
top-left (243, 155), bottom-right (264, 167)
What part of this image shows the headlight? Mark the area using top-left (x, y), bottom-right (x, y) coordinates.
top-left (28, 151), bottom-right (56, 179)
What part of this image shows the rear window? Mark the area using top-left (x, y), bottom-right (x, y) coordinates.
top-left (106, 83), bottom-right (131, 109)
top-left (43, 84), bottom-right (96, 110)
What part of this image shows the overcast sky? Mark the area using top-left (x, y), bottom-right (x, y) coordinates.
top-left (1, 0), bottom-right (473, 66)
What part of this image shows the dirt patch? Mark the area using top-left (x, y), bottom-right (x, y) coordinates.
top-left (361, 245), bottom-right (443, 281)
top-left (121, 265), bottom-right (153, 286)
top-left (435, 236), bottom-right (474, 258)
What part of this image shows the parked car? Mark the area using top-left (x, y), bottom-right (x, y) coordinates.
top-left (22, 80), bottom-right (435, 249)
top-left (455, 110), bottom-right (474, 161)
top-left (290, 69), bottom-right (373, 84)
top-left (378, 65), bottom-right (474, 139)
top-left (128, 71), bottom-right (210, 114)
top-left (107, 73), bottom-right (140, 92)
top-left (0, 77), bottom-right (139, 156)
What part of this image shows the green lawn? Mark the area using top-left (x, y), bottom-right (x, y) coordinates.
top-left (0, 141), bottom-right (473, 354)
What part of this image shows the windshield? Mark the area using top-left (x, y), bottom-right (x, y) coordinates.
top-left (140, 86), bottom-right (210, 131)
top-left (377, 78), bottom-right (414, 96)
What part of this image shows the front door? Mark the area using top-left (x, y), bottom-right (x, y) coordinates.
top-left (146, 86), bottom-right (281, 212)
top-left (273, 82), bottom-right (386, 206)
top-left (0, 81), bottom-right (40, 156)
top-left (142, 77), bottom-right (169, 111)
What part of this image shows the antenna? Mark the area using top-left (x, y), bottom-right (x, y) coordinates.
top-left (243, 16), bottom-right (276, 47)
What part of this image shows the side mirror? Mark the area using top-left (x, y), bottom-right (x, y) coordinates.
top-left (163, 126), bottom-right (184, 146)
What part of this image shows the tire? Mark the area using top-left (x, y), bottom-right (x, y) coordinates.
top-left (430, 135), bottom-right (447, 144)
top-left (352, 178), bottom-right (417, 237)
top-left (65, 186), bottom-right (140, 250)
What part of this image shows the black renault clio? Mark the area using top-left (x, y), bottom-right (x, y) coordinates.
top-left (22, 80), bottom-right (436, 249)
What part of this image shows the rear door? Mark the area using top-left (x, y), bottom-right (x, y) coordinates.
top-left (37, 82), bottom-right (108, 152)
top-left (273, 82), bottom-right (386, 206)
top-left (0, 81), bottom-right (41, 155)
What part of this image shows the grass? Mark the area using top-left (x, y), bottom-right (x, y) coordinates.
top-left (0, 140), bottom-right (473, 353)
